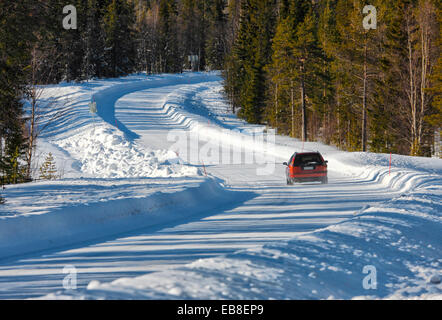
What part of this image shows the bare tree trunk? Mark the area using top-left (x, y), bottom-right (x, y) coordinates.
top-left (417, 0), bottom-right (432, 150)
top-left (300, 63), bottom-right (307, 142)
top-left (362, 33), bottom-right (368, 152)
top-left (25, 47), bottom-right (73, 180)
top-left (322, 60), bottom-right (329, 144)
top-left (337, 94), bottom-right (341, 148)
top-left (26, 49), bottom-right (38, 180)
top-left (26, 89), bottom-right (36, 179)
top-left (274, 82), bottom-right (278, 128)
top-left (406, 17), bottom-right (418, 154)
top-left (290, 80), bottom-right (295, 137)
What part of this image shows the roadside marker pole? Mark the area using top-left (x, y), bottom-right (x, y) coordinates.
top-left (201, 161), bottom-right (207, 176)
top-left (89, 99), bottom-right (97, 131)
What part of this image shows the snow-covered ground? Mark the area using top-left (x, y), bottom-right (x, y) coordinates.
top-left (43, 182), bottom-right (441, 300)
top-left (0, 72), bottom-right (440, 299)
top-left (0, 73), bottom-right (226, 261)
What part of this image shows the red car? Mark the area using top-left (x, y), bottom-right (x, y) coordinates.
top-left (283, 152), bottom-right (328, 184)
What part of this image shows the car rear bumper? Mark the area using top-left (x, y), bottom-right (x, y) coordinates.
top-left (290, 171), bottom-right (327, 178)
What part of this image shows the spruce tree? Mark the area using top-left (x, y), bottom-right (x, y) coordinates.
top-left (0, 1), bottom-right (33, 184)
top-left (205, 0), bottom-right (228, 70)
top-left (103, 0), bottom-right (136, 77)
top-left (426, 15), bottom-right (442, 146)
top-left (228, 0), bottom-right (276, 124)
top-left (224, 0), bottom-right (254, 113)
top-left (421, 0), bottom-right (441, 156)
top-left (39, 153), bottom-right (58, 181)
top-left (267, 17), bottom-right (297, 135)
top-left (266, 2), bottom-right (323, 140)
top-left (82, 0), bottom-right (105, 80)
top-left (317, 0), bottom-right (337, 144)
top-left (368, 0), bottom-right (399, 153)
top-left (158, 0), bottom-right (181, 73)
top-left (333, 0), bottom-right (379, 151)
top-left (291, 9), bottom-right (324, 142)
top-left (60, 0), bottom-right (86, 82)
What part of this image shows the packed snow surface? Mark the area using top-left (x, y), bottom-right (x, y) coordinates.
top-left (42, 165), bottom-right (442, 300)
top-left (0, 72), bottom-right (440, 300)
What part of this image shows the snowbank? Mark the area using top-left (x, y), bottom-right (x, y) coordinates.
top-left (55, 124), bottom-right (200, 178)
top-left (0, 177), bottom-right (237, 261)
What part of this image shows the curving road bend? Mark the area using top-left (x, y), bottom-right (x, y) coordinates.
top-left (0, 80), bottom-right (402, 299)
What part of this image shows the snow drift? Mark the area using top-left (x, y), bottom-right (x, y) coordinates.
top-left (55, 124), bottom-right (200, 178)
top-left (0, 177), bottom-right (239, 261)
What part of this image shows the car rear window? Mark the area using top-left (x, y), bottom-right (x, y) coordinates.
top-left (293, 153), bottom-right (323, 166)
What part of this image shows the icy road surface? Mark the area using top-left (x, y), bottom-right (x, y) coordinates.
top-left (0, 73), bottom-right (439, 299)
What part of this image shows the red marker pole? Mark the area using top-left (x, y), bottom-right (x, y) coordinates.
top-left (201, 161), bottom-right (207, 176)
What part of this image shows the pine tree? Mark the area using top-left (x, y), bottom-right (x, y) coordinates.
top-left (425, 7), bottom-right (442, 152)
top-left (205, 0), bottom-right (227, 70)
top-left (368, 0), bottom-right (399, 153)
top-left (82, 0), bottom-right (105, 80)
top-left (291, 9), bottom-right (324, 142)
top-left (333, 0), bottom-right (379, 151)
top-left (30, 0), bottom-right (64, 84)
top-left (266, 1), bottom-right (323, 140)
top-left (158, 0), bottom-right (181, 73)
top-left (374, 0), bottom-right (440, 156)
top-left (0, 1), bottom-right (33, 184)
top-left (39, 153), bottom-right (58, 181)
top-left (178, 0), bottom-right (207, 71)
top-left (61, 0), bottom-right (86, 81)
top-left (226, 0), bottom-right (276, 124)
top-left (224, 0), bottom-right (254, 113)
top-left (414, 0), bottom-right (440, 156)
top-left (103, 0), bottom-right (136, 77)
top-left (267, 17), bottom-right (297, 135)
top-left (316, 0), bottom-right (337, 144)
top-left (9, 146), bottom-right (21, 184)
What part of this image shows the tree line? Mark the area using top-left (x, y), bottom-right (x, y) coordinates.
top-left (0, 0), bottom-right (441, 187)
top-left (30, 0), bottom-right (228, 83)
top-left (0, 0), bottom-right (228, 185)
top-left (224, 0), bottom-right (441, 156)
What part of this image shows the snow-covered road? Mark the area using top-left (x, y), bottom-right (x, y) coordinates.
top-left (0, 73), bottom-right (440, 299)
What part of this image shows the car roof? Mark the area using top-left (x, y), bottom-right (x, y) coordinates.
top-left (294, 152), bottom-right (321, 155)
